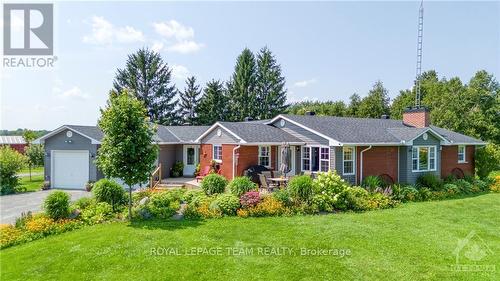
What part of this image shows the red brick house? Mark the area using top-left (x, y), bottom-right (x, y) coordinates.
top-left (36, 107), bottom-right (486, 189)
top-left (0, 136), bottom-right (27, 153)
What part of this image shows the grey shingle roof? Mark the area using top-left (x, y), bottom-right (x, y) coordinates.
top-left (66, 125), bottom-right (104, 141)
top-left (430, 126), bottom-right (485, 144)
top-left (162, 126), bottom-right (210, 143)
top-left (279, 115), bottom-right (485, 145)
top-left (219, 122), bottom-right (304, 143)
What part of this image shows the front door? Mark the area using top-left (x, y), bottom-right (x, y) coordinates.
top-left (183, 145), bottom-right (199, 176)
top-left (277, 145), bottom-right (296, 176)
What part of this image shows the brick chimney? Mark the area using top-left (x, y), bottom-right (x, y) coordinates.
top-left (403, 107), bottom-right (430, 128)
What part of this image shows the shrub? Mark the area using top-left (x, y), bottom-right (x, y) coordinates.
top-left (240, 191), bottom-right (261, 208)
top-left (148, 192), bottom-right (181, 219)
top-left (475, 143), bottom-right (500, 179)
top-left (455, 179), bottom-right (473, 194)
top-left (92, 179), bottom-right (126, 211)
top-left (195, 197), bottom-right (223, 219)
top-left (0, 225), bottom-right (24, 249)
top-left (334, 187), bottom-right (370, 211)
top-left (72, 197), bottom-right (94, 210)
top-left (228, 177), bottom-right (257, 197)
top-left (201, 173), bottom-right (227, 195)
top-left (167, 188), bottom-right (187, 202)
top-left (214, 194), bottom-right (240, 216)
top-left (44, 191), bottom-right (70, 220)
top-left (246, 197), bottom-right (286, 217)
top-left (400, 186), bottom-right (419, 202)
top-left (417, 187), bottom-right (432, 201)
top-left (366, 193), bottom-right (398, 210)
top-left (0, 146), bottom-right (26, 195)
top-left (312, 194), bottom-right (334, 212)
top-left (472, 179), bottom-right (489, 192)
top-left (25, 215), bottom-right (55, 234)
top-left (293, 202), bottom-right (320, 215)
top-left (272, 189), bottom-right (292, 207)
top-left (287, 175), bottom-right (314, 202)
top-left (416, 173), bottom-right (443, 191)
top-left (182, 189), bottom-right (207, 205)
top-left (443, 183), bottom-right (459, 196)
top-left (170, 161), bottom-right (184, 177)
top-left (490, 176), bottom-right (500, 193)
top-left (81, 202), bottom-right (114, 224)
top-left (132, 188), bottom-right (153, 203)
top-left (15, 211), bottom-right (33, 228)
top-left (313, 170), bottom-right (349, 197)
top-left (362, 176), bottom-right (383, 192)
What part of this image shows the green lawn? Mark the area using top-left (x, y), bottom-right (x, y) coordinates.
top-left (1, 194), bottom-right (498, 281)
top-left (18, 166), bottom-right (44, 175)
top-left (16, 174), bottom-right (44, 193)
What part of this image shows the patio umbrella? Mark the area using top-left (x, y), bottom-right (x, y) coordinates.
top-left (280, 143), bottom-right (291, 177)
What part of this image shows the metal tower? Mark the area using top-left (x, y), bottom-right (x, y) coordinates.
top-left (415, 0), bottom-right (424, 108)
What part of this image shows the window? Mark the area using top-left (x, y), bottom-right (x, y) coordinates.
top-left (213, 145), bottom-right (222, 162)
top-left (187, 147), bottom-right (195, 165)
top-left (302, 147), bottom-right (311, 171)
top-left (458, 145), bottom-right (466, 163)
top-left (343, 147), bottom-right (354, 175)
top-left (320, 147), bottom-right (330, 172)
top-left (411, 146), bottom-right (436, 172)
top-left (258, 146), bottom-right (271, 167)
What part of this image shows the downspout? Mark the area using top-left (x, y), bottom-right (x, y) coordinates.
top-left (232, 145), bottom-right (241, 179)
top-left (360, 146), bottom-right (373, 184)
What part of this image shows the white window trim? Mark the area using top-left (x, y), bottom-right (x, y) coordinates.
top-left (258, 146), bottom-right (271, 168)
top-left (458, 145), bottom-right (467, 163)
top-left (342, 146), bottom-right (355, 175)
top-left (301, 145), bottom-right (330, 173)
top-left (411, 145), bottom-right (437, 172)
top-left (213, 145), bottom-right (222, 163)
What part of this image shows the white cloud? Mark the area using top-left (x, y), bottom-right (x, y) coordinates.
top-left (152, 20), bottom-right (204, 54)
top-left (83, 16), bottom-right (144, 45)
top-left (171, 64), bottom-right (190, 80)
top-left (153, 20), bottom-right (194, 41)
top-left (165, 41), bottom-right (205, 54)
top-left (151, 41), bottom-right (164, 53)
top-left (57, 87), bottom-right (90, 100)
top-left (293, 79), bottom-right (317, 88)
top-left (288, 95), bottom-right (318, 103)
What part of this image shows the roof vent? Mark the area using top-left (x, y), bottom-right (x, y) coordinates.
top-left (381, 114), bottom-right (390, 119)
top-left (305, 111), bottom-right (316, 116)
top-left (243, 117), bottom-right (254, 122)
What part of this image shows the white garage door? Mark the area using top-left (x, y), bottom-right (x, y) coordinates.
top-left (52, 150), bottom-right (89, 189)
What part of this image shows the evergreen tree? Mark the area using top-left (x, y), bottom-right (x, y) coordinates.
top-left (113, 48), bottom-right (178, 125)
top-left (179, 76), bottom-right (202, 125)
top-left (347, 93), bottom-right (361, 117)
top-left (357, 81), bottom-right (390, 118)
top-left (198, 80), bottom-right (228, 125)
top-left (255, 47), bottom-right (287, 119)
top-left (226, 48), bottom-right (257, 121)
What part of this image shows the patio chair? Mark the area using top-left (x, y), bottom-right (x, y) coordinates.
top-left (261, 171), bottom-right (272, 178)
top-left (272, 170), bottom-right (283, 178)
top-left (259, 174), bottom-right (278, 192)
top-left (196, 166), bottom-right (211, 182)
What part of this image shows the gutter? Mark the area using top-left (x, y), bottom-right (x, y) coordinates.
top-left (359, 145), bottom-right (373, 184)
top-left (232, 145), bottom-right (241, 179)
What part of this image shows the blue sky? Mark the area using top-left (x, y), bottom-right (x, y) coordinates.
top-left (1, 1), bottom-right (499, 130)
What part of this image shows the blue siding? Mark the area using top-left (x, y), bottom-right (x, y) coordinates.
top-left (401, 133), bottom-right (441, 184)
top-left (44, 129), bottom-right (101, 184)
top-left (334, 147), bottom-right (356, 184)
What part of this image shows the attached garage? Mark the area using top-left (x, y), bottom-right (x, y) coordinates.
top-left (52, 150), bottom-right (90, 189)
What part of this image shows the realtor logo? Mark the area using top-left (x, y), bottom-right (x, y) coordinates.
top-left (3, 3), bottom-right (53, 55)
top-left (451, 230), bottom-right (495, 272)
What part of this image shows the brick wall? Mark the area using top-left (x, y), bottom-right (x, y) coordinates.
top-left (441, 145), bottom-right (475, 178)
top-left (403, 108), bottom-right (430, 128)
top-left (235, 146), bottom-right (258, 178)
top-left (199, 144), bottom-right (213, 174)
top-left (357, 146), bottom-right (399, 184)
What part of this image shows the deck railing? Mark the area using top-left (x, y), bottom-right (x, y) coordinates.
top-left (150, 164), bottom-right (162, 189)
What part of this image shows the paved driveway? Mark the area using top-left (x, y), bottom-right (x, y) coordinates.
top-left (0, 190), bottom-right (91, 224)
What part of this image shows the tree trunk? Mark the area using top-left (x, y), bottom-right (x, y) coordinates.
top-left (29, 165), bottom-right (32, 181)
top-left (128, 185), bottom-right (132, 220)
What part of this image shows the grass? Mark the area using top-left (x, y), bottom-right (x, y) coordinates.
top-left (18, 166), bottom-right (43, 175)
top-left (16, 174), bottom-right (44, 193)
top-left (1, 194), bottom-right (499, 281)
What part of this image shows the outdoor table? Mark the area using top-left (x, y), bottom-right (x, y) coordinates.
top-left (268, 177), bottom-right (289, 188)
